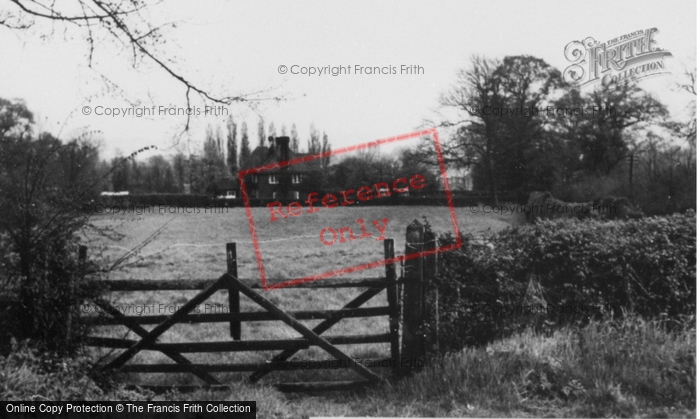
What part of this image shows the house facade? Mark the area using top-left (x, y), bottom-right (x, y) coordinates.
top-left (438, 167), bottom-right (473, 191)
top-left (241, 136), bottom-right (322, 200)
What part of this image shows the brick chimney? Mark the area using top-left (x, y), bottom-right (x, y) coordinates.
top-left (275, 136), bottom-right (291, 163)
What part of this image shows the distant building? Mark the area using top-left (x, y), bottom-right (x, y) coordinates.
top-left (439, 167), bottom-right (473, 191)
top-left (100, 191), bottom-right (130, 196)
top-left (209, 178), bottom-right (238, 198)
top-left (240, 136), bottom-right (322, 200)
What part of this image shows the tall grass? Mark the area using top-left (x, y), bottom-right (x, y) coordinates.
top-left (375, 314), bottom-right (695, 417)
top-left (3, 312), bottom-right (694, 417)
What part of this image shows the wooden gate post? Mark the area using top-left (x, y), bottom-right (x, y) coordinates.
top-left (422, 232), bottom-right (438, 355)
top-left (68, 245), bottom-right (88, 344)
top-left (383, 238), bottom-right (401, 378)
top-left (226, 243), bottom-right (241, 340)
top-left (401, 220), bottom-right (425, 375)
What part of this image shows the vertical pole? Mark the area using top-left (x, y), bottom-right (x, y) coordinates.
top-left (69, 245), bottom-right (88, 345)
top-left (384, 238), bottom-right (400, 378)
top-left (422, 232), bottom-right (438, 355)
top-left (401, 220), bottom-right (425, 375)
top-left (226, 243), bottom-right (241, 340)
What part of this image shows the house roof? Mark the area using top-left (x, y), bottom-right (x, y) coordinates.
top-left (242, 145), bottom-right (321, 173)
top-left (208, 177), bottom-right (238, 191)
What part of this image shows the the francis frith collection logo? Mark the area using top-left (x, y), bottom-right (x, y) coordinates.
top-left (563, 28), bottom-right (672, 88)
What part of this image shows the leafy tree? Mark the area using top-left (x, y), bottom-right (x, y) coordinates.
top-left (308, 123), bottom-right (321, 154)
top-left (130, 157), bottom-right (143, 193)
top-left (431, 55), bottom-right (565, 202)
top-left (239, 121), bottom-right (251, 168)
top-left (0, 98), bottom-right (33, 140)
top-left (257, 119), bottom-right (266, 148)
top-left (321, 132), bottom-right (331, 169)
top-left (290, 123), bottom-right (299, 152)
top-left (172, 152), bottom-right (187, 192)
top-left (226, 117), bottom-right (238, 177)
top-left (435, 55), bottom-right (504, 203)
top-left (0, 99), bottom-right (104, 352)
top-left (110, 154), bottom-right (130, 191)
top-left (491, 55), bottom-right (564, 191)
top-left (144, 155), bottom-right (175, 193)
top-left (556, 83), bottom-right (669, 176)
top-left (202, 124), bottom-right (226, 191)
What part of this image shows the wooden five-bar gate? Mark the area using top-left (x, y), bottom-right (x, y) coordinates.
top-left (83, 221), bottom-right (437, 392)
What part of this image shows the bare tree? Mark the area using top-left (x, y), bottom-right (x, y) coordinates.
top-left (675, 67), bottom-right (697, 149)
top-left (2, 0), bottom-right (281, 133)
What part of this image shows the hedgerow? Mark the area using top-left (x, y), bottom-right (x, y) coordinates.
top-left (424, 211), bottom-right (696, 352)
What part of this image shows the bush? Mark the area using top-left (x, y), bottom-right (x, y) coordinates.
top-left (424, 211), bottom-right (696, 352)
top-left (1, 240), bottom-right (105, 355)
top-left (0, 340), bottom-right (153, 401)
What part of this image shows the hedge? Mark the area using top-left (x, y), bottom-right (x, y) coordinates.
top-left (92, 191), bottom-right (529, 208)
top-left (424, 210), bottom-right (696, 352)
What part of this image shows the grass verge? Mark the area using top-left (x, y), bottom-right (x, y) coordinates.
top-left (3, 314), bottom-right (694, 418)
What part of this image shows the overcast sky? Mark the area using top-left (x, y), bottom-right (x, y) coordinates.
top-left (0, 0), bottom-right (696, 160)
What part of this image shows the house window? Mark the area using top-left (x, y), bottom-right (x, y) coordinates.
top-left (292, 191), bottom-right (300, 200)
top-left (272, 192), bottom-right (277, 199)
top-left (269, 174), bottom-right (279, 184)
top-left (292, 174), bottom-right (302, 184)
top-left (226, 190), bottom-right (236, 198)
top-left (250, 175), bottom-right (258, 184)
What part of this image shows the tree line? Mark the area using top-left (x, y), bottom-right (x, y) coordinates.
top-left (409, 55), bottom-right (696, 214)
top-left (109, 120), bottom-right (332, 194)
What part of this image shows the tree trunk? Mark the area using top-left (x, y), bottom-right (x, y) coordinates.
top-left (487, 153), bottom-right (499, 206)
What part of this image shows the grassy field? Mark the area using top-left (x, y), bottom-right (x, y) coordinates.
top-left (87, 205), bottom-right (512, 281)
top-left (83, 205), bottom-right (513, 387)
top-left (75, 206), bottom-right (694, 417)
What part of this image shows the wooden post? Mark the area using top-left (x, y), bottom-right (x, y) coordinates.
top-left (226, 243), bottom-right (241, 340)
top-left (422, 232), bottom-right (438, 355)
top-left (68, 245), bottom-right (88, 345)
top-left (401, 220), bottom-right (425, 375)
top-left (383, 239), bottom-right (400, 378)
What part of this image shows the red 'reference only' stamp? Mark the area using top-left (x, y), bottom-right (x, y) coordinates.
top-left (238, 128), bottom-right (462, 290)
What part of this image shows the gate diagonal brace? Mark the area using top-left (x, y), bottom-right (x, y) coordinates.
top-left (91, 299), bottom-right (221, 385)
top-left (249, 285), bottom-right (385, 383)
top-left (226, 274), bottom-right (383, 384)
top-left (102, 276), bottom-right (226, 372)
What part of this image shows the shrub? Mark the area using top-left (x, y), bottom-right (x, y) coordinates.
top-left (2, 240), bottom-right (105, 355)
top-left (0, 340), bottom-right (153, 401)
top-left (423, 211), bottom-right (696, 352)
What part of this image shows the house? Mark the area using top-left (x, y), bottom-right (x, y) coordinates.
top-left (240, 136), bottom-right (322, 200)
top-left (208, 178), bottom-right (239, 199)
top-left (439, 167), bottom-right (473, 191)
